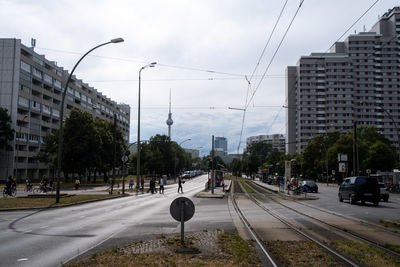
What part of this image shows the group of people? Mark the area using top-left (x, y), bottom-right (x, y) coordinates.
top-left (125, 175), bottom-right (185, 194)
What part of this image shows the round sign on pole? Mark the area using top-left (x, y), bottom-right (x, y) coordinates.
top-left (122, 155), bottom-right (128, 163)
top-left (170, 197), bottom-right (195, 222)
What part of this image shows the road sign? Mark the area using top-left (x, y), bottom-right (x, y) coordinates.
top-left (170, 197), bottom-right (195, 222)
top-left (170, 197), bottom-right (195, 246)
top-left (122, 155), bottom-right (128, 163)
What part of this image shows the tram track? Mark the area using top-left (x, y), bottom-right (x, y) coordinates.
top-left (231, 180), bottom-right (361, 266)
top-left (245, 180), bottom-right (400, 260)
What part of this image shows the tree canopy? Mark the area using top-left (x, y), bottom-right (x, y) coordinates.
top-left (0, 108), bottom-right (14, 151)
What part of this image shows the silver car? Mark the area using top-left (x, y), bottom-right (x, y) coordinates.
top-left (379, 183), bottom-right (389, 202)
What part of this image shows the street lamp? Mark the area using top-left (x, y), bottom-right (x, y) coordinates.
top-left (136, 62), bottom-right (157, 192)
top-left (15, 114), bottom-right (28, 183)
top-left (55, 38), bottom-right (124, 203)
top-left (173, 139), bottom-right (191, 179)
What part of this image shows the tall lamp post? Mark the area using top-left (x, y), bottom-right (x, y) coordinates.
top-left (174, 139), bottom-right (191, 178)
top-left (55, 38), bottom-right (124, 203)
top-left (136, 62), bottom-right (157, 191)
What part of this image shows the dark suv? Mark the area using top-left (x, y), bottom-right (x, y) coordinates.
top-left (338, 176), bottom-right (380, 206)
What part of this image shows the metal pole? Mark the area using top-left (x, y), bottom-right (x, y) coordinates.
top-left (111, 114), bottom-right (117, 194)
top-left (211, 135), bottom-right (214, 194)
top-left (136, 62), bottom-right (156, 193)
top-left (180, 199), bottom-right (185, 246)
top-left (56, 40), bottom-right (123, 203)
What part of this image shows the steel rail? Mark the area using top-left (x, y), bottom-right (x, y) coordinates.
top-left (247, 181), bottom-right (400, 259)
top-left (237, 180), bottom-right (360, 267)
top-left (230, 181), bottom-right (278, 267)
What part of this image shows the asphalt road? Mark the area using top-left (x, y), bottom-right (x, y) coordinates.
top-left (305, 183), bottom-right (400, 223)
top-left (0, 175), bottom-right (235, 267)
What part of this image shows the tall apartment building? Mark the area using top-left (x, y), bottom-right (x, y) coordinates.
top-left (286, 7), bottom-right (400, 154)
top-left (246, 134), bottom-right (286, 153)
top-left (214, 137), bottom-right (227, 153)
top-left (0, 38), bottom-right (130, 181)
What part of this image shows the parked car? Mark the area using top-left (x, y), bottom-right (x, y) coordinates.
top-left (338, 176), bottom-right (380, 206)
top-left (301, 180), bottom-right (318, 193)
top-left (379, 183), bottom-right (389, 202)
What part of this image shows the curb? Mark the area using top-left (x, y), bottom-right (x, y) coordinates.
top-left (0, 194), bottom-right (129, 212)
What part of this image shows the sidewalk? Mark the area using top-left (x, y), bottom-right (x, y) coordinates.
top-left (195, 180), bottom-right (231, 198)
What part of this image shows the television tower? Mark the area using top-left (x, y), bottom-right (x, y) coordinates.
top-left (166, 89), bottom-right (173, 138)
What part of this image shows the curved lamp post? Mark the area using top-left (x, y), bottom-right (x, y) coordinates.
top-left (136, 62), bottom-right (157, 192)
top-left (55, 38), bottom-right (124, 203)
top-left (174, 139), bottom-right (191, 178)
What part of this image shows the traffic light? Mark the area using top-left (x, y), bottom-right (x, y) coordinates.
top-left (207, 160), bottom-right (212, 170)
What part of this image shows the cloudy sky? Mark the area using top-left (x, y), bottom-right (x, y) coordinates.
top-left (1, 0), bottom-right (399, 156)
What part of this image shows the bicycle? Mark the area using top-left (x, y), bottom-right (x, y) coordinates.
top-left (3, 187), bottom-right (16, 198)
top-left (24, 183), bottom-right (33, 193)
top-left (33, 184), bottom-right (47, 194)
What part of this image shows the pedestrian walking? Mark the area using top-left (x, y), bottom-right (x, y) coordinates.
top-left (286, 179), bottom-right (290, 194)
top-left (129, 177), bottom-right (134, 191)
top-left (159, 176), bottom-right (165, 194)
top-left (140, 176), bottom-right (144, 193)
top-left (147, 178), bottom-right (156, 194)
top-left (177, 176), bottom-right (184, 193)
top-left (75, 177), bottom-right (80, 190)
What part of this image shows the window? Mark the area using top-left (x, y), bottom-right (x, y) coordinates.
top-left (52, 109), bottom-right (60, 118)
top-left (18, 96), bottom-right (29, 108)
top-left (30, 123), bottom-right (40, 130)
top-left (43, 73), bottom-right (53, 84)
top-left (29, 134), bottom-right (40, 144)
top-left (32, 68), bottom-right (43, 79)
top-left (20, 61), bottom-right (31, 73)
top-left (67, 87), bottom-right (74, 95)
top-left (74, 90), bottom-right (80, 98)
top-left (31, 101), bottom-right (41, 111)
top-left (42, 105), bottom-right (51, 114)
top-left (54, 79), bottom-right (62, 89)
top-left (20, 85), bottom-right (30, 94)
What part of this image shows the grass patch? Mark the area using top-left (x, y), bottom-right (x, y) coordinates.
top-left (67, 231), bottom-right (261, 267)
top-left (265, 240), bottom-right (345, 267)
top-left (240, 181), bottom-right (254, 193)
top-left (0, 194), bottom-right (122, 209)
top-left (380, 219), bottom-right (400, 230)
top-left (330, 240), bottom-right (400, 267)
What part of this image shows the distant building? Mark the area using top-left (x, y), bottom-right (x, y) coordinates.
top-left (0, 38), bottom-right (130, 181)
top-left (215, 137), bottom-right (227, 153)
top-left (246, 134), bottom-right (286, 153)
top-left (184, 148), bottom-right (200, 159)
top-left (286, 7), bottom-right (400, 154)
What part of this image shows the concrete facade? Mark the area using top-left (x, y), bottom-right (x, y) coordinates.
top-left (286, 7), bottom-right (400, 154)
top-left (246, 134), bottom-right (286, 153)
top-left (0, 39), bottom-right (130, 181)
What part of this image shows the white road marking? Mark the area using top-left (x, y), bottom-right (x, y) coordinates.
top-left (39, 225), bottom-right (48, 229)
top-left (17, 258), bottom-right (28, 261)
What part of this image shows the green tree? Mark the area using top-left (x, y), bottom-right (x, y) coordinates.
top-left (230, 158), bottom-right (242, 177)
top-left (35, 129), bottom-right (59, 178)
top-left (0, 108), bottom-right (14, 151)
top-left (63, 109), bottom-right (100, 178)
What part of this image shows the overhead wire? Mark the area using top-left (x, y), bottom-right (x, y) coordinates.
top-left (236, 0), bottom-right (303, 153)
top-left (236, 0), bottom-right (289, 154)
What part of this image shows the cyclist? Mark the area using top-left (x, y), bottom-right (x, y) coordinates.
top-left (5, 175), bottom-right (12, 196)
top-left (26, 177), bottom-right (32, 191)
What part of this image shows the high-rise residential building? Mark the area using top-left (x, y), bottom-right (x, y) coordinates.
top-left (246, 134), bottom-right (286, 153)
top-left (0, 38), bottom-right (130, 181)
top-left (286, 7), bottom-right (400, 154)
top-left (215, 137), bottom-right (227, 153)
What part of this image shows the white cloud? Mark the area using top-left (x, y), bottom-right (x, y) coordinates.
top-left (1, 0), bottom-right (399, 156)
